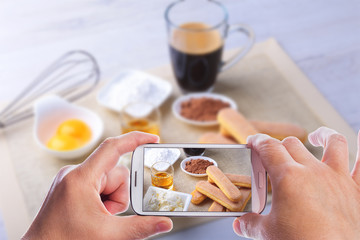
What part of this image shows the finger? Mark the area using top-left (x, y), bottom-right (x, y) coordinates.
top-left (351, 130), bottom-right (360, 185)
top-left (233, 213), bottom-right (264, 239)
top-left (308, 126), bottom-right (337, 147)
top-left (41, 165), bottom-right (78, 207)
top-left (308, 127), bottom-right (349, 173)
top-left (282, 137), bottom-right (317, 166)
top-left (247, 134), bottom-right (297, 177)
top-left (106, 215), bottom-right (172, 240)
top-left (100, 165), bottom-right (130, 214)
top-left (54, 165), bottom-right (78, 183)
top-left (82, 131), bottom-right (159, 179)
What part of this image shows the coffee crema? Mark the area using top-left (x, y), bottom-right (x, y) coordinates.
top-left (171, 22), bottom-right (223, 54)
top-left (169, 22), bottom-right (224, 92)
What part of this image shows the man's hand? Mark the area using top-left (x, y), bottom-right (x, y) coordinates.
top-left (22, 131), bottom-right (173, 240)
top-left (233, 127), bottom-right (360, 239)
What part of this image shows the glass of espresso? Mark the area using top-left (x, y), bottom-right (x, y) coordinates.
top-left (165, 0), bottom-right (255, 93)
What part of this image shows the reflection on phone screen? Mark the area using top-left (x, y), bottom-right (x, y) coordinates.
top-left (143, 147), bottom-right (252, 212)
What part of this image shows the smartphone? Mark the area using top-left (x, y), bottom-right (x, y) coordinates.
top-left (130, 144), bottom-right (267, 217)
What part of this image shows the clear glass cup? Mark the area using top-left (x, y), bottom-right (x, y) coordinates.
top-left (151, 161), bottom-right (174, 190)
top-left (120, 102), bottom-right (160, 136)
top-left (165, 0), bottom-right (255, 93)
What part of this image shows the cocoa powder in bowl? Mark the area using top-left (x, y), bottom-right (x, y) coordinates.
top-left (185, 159), bottom-right (214, 174)
top-left (180, 97), bottom-right (230, 122)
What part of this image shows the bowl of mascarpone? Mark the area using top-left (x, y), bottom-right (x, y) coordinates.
top-left (143, 186), bottom-right (192, 212)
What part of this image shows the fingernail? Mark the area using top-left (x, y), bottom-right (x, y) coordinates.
top-left (233, 218), bottom-right (241, 235)
top-left (156, 221), bottom-right (170, 233)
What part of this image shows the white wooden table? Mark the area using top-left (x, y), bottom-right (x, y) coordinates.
top-left (0, 0), bottom-right (359, 239)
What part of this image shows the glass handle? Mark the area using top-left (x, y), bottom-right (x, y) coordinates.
top-left (220, 24), bottom-right (255, 72)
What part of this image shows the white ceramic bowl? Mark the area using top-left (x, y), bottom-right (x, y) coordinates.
top-left (180, 156), bottom-right (218, 177)
top-left (143, 186), bottom-right (192, 211)
top-left (172, 93), bottom-right (237, 127)
top-left (97, 70), bottom-right (172, 112)
top-left (144, 148), bottom-right (181, 168)
top-left (33, 95), bottom-right (104, 160)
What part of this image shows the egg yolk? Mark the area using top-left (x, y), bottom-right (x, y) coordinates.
top-left (47, 134), bottom-right (81, 151)
top-left (47, 119), bottom-right (92, 151)
top-left (57, 119), bottom-right (92, 142)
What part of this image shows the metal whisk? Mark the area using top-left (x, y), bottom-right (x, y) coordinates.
top-left (0, 50), bottom-right (100, 128)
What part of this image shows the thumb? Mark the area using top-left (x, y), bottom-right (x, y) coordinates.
top-left (233, 213), bottom-right (264, 239)
top-left (82, 131), bottom-right (159, 180)
top-left (105, 215), bottom-right (172, 240)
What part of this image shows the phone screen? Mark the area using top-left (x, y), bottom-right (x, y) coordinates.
top-left (142, 147), bottom-right (252, 213)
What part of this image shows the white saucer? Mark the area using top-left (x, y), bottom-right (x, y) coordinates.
top-left (180, 156), bottom-right (218, 177)
top-left (172, 92), bottom-right (237, 127)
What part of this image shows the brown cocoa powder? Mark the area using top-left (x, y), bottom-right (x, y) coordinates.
top-left (185, 159), bottom-right (214, 174)
top-left (180, 97), bottom-right (230, 121)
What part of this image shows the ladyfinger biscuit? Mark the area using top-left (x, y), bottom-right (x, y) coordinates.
top-left (268, 176), bottom-right (272, 193)
top-left (225, 188), bottom-right (251, 212)
top-left (217, 108), bottom-right (258, 144)
top-left (209, 173), bottom-right (251, 188)
top-left (198, 132), bottom-right (237, 144)
top-left (191, 189), bottom-right (207, 204)
top-left (220, 126), bottom-right (232, 138)
top-left (250, 120), bottom-right (307, 143)
top-left (196, 181), bottom-right (244, 212)
top-left (206, 166), bottom-right (242, 202)
top-left (208, 201), bottom-right (225, 212)
top-left (239, 188), bottom-right (252, 211)
top-left (218, 109), bottom-right (307, 143)
top-left (221, 120), bottom-right (307, 143)
top-left (218, 127), bottom-right (238, 143)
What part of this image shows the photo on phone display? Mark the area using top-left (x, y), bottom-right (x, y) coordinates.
top-left (141, 146), bottom-right (252, 213)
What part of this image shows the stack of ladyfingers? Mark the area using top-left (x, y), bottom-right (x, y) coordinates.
top-left (191, 166), bottom-right (252, 212)
top-left (198, 108), bottom-right (307, 144)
